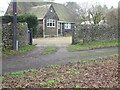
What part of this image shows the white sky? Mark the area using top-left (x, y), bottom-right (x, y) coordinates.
top-left (0, 0), bottom-right (119, 16)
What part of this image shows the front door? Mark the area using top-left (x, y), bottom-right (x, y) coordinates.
top-left (58, 22), bottom-right (64, 36)
top-left (58, 22), bottom-right (61, 35)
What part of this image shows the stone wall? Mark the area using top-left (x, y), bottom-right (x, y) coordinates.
top-left (75, 25), bottom-right (118, 43)
top-left (2, 23), bottom-right (28, 50)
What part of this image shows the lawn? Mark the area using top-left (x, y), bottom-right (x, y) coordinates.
top-left (68, 40), bottom-right (119, 51)
top-left (2, 55), bottom-right (118, 88)
top-left (2, 45), bottom-right (36, 57)
top-left (41, 45), bottom-right (57, 55)
top-left (2, 45), bottom-right (57, 56)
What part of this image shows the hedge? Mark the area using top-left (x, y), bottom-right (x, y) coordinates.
top-left (1, 14), bottom-right (38, 37)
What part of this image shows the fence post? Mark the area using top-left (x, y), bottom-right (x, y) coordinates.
top-left (72, 23), bottom-right (75, 44)
top-left (118, 1), bottom-right (120, 40)
top-left (27, 28), bottom-right (32, 45)
top-left (118, 1), bottom-right (120, 85)
top-left (13, 0), bottom-right (18, 50)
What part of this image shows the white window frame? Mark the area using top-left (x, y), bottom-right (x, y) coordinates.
top-left (47, 19), bottom-right (55, 27)
top-left (64, 23), bottom-right (71, 29)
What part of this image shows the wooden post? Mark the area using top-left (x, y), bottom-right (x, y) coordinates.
top-left (13, 0), bottom-right (18, 50)
top-left (57, 21), bottom-right (58, 36)
top-left (118, 1), bottom-right (120, 42)
top-left (72, 23), bottom-right (75, 44)
top-left (29, 28), bottom-right (33, 45)
top-left (43, 19), bottom-right (45, 38)
top-left (61, 22), bottom-right (63, 35)
top-left (118, 1), bottom-right (120, 85)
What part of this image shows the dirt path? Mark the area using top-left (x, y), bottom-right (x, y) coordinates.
top-left (2, 46), bottom-right (118, 73)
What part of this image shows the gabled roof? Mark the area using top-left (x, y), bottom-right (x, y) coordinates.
top-left (30, 4), bottom-right (51, 20)
top-left (52, 3), bottom-right (75, 22)
top-left (6, 2), bottom-right (76, 22)
top-left (29, 3), bottom-right (75, 22)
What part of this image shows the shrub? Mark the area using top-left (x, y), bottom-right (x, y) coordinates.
top-left (2, 15), bottom-right (13, 23)
top-left (3, 14), bottom-right (38, 38)
top-left (18, 14), bottom-right (38, 38)
top-left (24, 14), bottom-right (38, 29)
top-left (17, 14), bottom-right (26, 23)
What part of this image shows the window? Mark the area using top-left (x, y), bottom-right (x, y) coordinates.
top-left (47, 19), bottom-right (55, 27)
top-left (64, 23), bottom-right (71, 29)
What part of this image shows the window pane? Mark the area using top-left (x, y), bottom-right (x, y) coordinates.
top-left (50, 23), bottom-right (52, 26)
top-left (47, 19), bottom-right (55, 27)
top-left (64, 23), bottom-right (71, 29)
top-left (47, 23), bottom-right (49, 26)
top-left (53, 23), bottom-right (54, 26)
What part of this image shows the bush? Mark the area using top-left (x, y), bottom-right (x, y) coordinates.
top-left (25, 14), bottom-right (38, 29)
top-left (17, 14), bottom-right (26, 23)
top-left (2, 14), bottom-right (38, 38)
top-left (24, 14), bottom-right (38, 38)
top-left (2, 15), bottom-right (13, 23)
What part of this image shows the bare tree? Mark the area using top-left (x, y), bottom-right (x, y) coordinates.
top-left (88, 4), bottom-right (105, 24)
top-left (78, 2), bottom-right (95, 24)
top-left (79, 2), bottom-right (90, 22)
top-left (65, 2), bottom-right (81, 23)
top-left (78, 3), bottom-right (108, 25)
top-left (106, 8), bottom-right (118, 27)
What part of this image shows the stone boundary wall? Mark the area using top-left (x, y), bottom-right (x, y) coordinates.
top-left (75, 25), bottom-right (118, 43)
top-left (2, 23), bottom-right (28, 50)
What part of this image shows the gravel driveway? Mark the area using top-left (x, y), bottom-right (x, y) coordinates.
top-left (33, 36), bottom-right (72, 47)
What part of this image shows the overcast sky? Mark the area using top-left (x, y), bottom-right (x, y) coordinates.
top-left (0, 0), bottom-right (119, 16)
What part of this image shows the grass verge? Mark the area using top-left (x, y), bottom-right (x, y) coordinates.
top-left (42, 45), bottom-right (57, 55)
top-left (2, 45), bottom-right (36, 57)
top-left (4, 69), bottom-right (37, 77)
top-left (68, 40), bottom-right (119, 51)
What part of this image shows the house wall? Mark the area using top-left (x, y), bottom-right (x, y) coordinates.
top-left (36, 20), bottom-right (43, 37)
top-left (57, 22), bottom-right (75, 36)
top-left (44, 5), bottom-right (59, 36)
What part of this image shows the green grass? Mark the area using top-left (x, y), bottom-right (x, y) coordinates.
top-left (4, 69), bottom-right (37, 77)
top-left (42, 45), bottom-right (57, 55)
top-left (80, 58), bottom-right (97, 63)
top-left (75, 84), bottom-right (81, 88)
top-left (68, 40), bottom-right (119, 51)
top-left (2, 45), bottom-right (36, 56)
top-left (37, 79), bottom-right (57, 86)
top-left (5, 70), bottom-right (29, 76)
